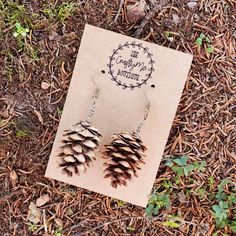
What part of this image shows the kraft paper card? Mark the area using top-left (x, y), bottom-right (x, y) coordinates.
top-left (45, 24), bottom-right (193, 207)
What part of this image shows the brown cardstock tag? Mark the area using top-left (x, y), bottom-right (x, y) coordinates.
top-left (45, 24), bottom-right (193, 207)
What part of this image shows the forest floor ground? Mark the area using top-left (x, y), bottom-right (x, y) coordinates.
top-left (0, 1), bottom-right (235, 235)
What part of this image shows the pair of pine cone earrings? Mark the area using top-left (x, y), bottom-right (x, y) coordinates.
top-left (59, 70), bottom-right (155, 188)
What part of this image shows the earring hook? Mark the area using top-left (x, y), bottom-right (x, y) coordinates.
top-left (143, 84), bottom-right (155, 120)
top-left (87, 70), bottom-right (105, 122)
top-left (91, 71), bottom-right (102, 98)
top-left (136, 84), bottom-right (155, 134)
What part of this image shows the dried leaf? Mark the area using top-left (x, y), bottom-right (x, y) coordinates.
top-left (54, 218), bottom-right (63, 227)
top-left (172, 14), bottom-right (179, 24)
top-left (41, 81), bottom-right (50, 90)
top-left (48, 31), bottom-right (59, 41)
top-left (0, 109), bottom-right (9, 119)
top-left (33, 110), bottom-right (44, 124)
top-left (28, 202), bottom-right (42, 224)
top-left (126, 0), bottom-right (146, 23)
top-left (10, 170), bottom-right (18, 187)
top-left (187, 0), bottom-right (197, 9)
top-left (177, 191), bottom-right (186, 203)
top-left (36, 194), bottom-right (50, 207)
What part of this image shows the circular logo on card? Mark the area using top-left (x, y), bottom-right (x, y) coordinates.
top-left (107, 42), bottom-right (155, 90)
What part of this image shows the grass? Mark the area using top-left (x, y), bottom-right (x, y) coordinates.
top-left (0, 1), bottom-right (77, 62)
top-left (15, 130), bottom-right (28, 138)
top-left (42, 2), bottom-right (76, 23)
top-left (0, 1), bottom-right (25, 26)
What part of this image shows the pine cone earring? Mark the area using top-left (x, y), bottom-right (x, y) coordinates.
top-left (59, 71), bottom-right (105, 177)
top-left (103, 85), bottom-right (155, 188)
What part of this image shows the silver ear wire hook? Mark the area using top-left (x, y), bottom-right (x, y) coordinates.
top-left (143, 85), bottom-right (153, 120)
top-left (87, 70), bottom-right (105, 122)
top-left (92, 71), bottom-right (102, 98)
top-left (136, 84), bottom-right (155, 134)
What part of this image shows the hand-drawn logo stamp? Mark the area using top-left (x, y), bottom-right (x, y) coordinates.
top-left (108, 41), bottom-right (155, 90)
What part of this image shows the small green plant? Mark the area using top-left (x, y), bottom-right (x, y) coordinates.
top-left (196, 187), bottom-right (207, 199)
top-left (164, 31), bottom-right (172, 38)
top-left (146, 193), bottom-right (170, 217)
top-left (166, 156), bottom-right (206, 177)
top-left (163, 220), bottom-right (180, 228)
top-left (57, 108), bottom-right (63, 116)
top-left (13, 22), bottom-right (29, 37)
top-left (43, 2), bottom-right (76, 23)
top-left (216, 178), bottom-right (230, 201)
top-left (208, 176), bottom-right (215, 189)
top-left (206, 45), bottom-right (214, 53)
top-left (66, 207), bottom-right (74, 216)
top-left (41, 5), bottom-right (54, 19)
top-left (57, 2), bottom-right (76, 22)
top-left (163, 214), bottom-right (181, 228)
top-left (113, 199), bottom-right (126, 207)
top-left (26, 45), bottom-right (39, 60)
top-left (54, 227), bottom-right (63, 236)
top-left (28, 223), bottom-right (38, 232)
top-left (212, 201), bottom-right (229, 227)
top-left (195, 33), bottom-right (214, 54)
top-left (230, 221), bottom-right (236, 233)
top-left (16, 130), bottom-right (28, 138)
top-left (211, 178), bottom-right (236, 233)
top-left (164, 31), bottom-right (174, 42)
top-left (195, 33), bottom-right (206, 46)
top-left (3, 47), bottom-right (15, 81)
top-left (162, 180), bottom-right (173, 190)
top-left (126, 226), bottom-right (135, 232)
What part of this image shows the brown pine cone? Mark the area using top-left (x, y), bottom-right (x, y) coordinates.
top-left (103, 132), bottom-right (147, 188)
top-left (59, 121), bottom-right (102, 176)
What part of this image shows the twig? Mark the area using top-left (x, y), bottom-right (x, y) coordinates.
top-left (65, 219), bottom-right (88, 232)
top-left (133, 0), bottom-right (166, 38)
top-left (70, 214), bottom-right (202, 235)
top-left (71, 215), bottom-right (164, 236)
top-left (114, 0), bottom-right (124, 23)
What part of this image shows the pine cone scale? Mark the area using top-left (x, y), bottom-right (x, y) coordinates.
top-left (72, 144), bottom-right (83, 153)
